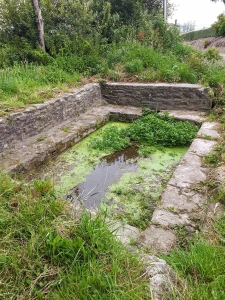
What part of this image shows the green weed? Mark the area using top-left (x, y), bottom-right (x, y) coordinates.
top-left (89, 114), bottom-right (198, 153)
top-left (163, 235), bottom-right (225, 299)
top-left (89, 125), bottom-right (130, 152)
top-left (0, 172), bottom-right (151, 299)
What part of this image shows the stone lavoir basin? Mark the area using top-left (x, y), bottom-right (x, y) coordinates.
top-left (0, 83), bottom-right (220, 254)
top-left (0, 83), bottom-right (221, 298)
top-left (34, 121), bottom-right (189, 229)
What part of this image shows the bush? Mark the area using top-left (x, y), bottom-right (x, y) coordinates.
top-left (219, 21), bottom-right (225, 36)
top-left (212, 14), bottom-right (225, 36)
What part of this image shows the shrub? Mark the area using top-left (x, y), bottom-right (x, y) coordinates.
top-left (212, 13), bottom-right (225, 36)
top-left (124, 58), bottom-right (144, 74)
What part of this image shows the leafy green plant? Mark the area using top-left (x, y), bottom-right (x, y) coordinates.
top-left (89, 114), bottom-right (198, 153)
top-left (127, 113), bottom-right (199, 147)
top-left (89, 125), bottom-right (130, 151)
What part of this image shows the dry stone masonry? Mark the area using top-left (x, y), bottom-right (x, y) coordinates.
top-left (101, 83), bottom-right (212, 111)
top-left (0, 83), bottom-right (212, 154)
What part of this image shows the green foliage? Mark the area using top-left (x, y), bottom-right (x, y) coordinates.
top-left (89, 114), bottom-right (198, 153)
top-left (152, 18), bottom-right (181, 50)
top-left (89, 125), bottom-right (130, 151)
top-left (204, 47), bottom-right (221, 61)
top-left (182, 27), bottom-right (216, 41)
top-left (212, 13), bottom-right (225, 36)
top-left (164, 235), bottom-right (225, 299)
top-left (0, 172), bottom-right (150, 299)
top-left (127, 113), bottom-right (198, 147)
top-left (124, 58), bottom-right (144, 74)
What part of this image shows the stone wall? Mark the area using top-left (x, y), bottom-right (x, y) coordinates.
top-left (0, 82), bottom-right (213, 154)
top-left (101, 83), bottom-right (212, 111)
top-left (0, 84), bottom-right (102, 153)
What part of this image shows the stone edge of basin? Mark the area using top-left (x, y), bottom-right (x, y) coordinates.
top-left (0, 83), bottom-right (212, 153)
top-left (101, 82), bottom-right (212, 112)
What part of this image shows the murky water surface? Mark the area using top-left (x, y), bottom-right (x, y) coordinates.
top-left (35, 122), bottom-right (188, 226)
top-left (70, 146), bottom-right (139, 209)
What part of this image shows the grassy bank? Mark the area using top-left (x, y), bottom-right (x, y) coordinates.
top-left (1, 41), bottom-right (225, 115)
top-left (0, 172), bottom-right (151, 299)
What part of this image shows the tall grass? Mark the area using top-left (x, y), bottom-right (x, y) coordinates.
top-left (1, 40), bottom-right (225, 113)
top-left (0, 173), bottom-right (150, 299)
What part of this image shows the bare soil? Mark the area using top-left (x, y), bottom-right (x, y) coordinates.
top-left (187, 36), bottom-right (225, 55)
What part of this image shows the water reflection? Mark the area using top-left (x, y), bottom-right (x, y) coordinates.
top-left (69, 146), bottom-right (139, 209)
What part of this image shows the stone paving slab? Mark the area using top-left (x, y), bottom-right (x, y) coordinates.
top-left (188, 138), bottom-right (218, 157)
top-left (160, 186), bottom-right (205, 214)
top-left (140, 122), bottom-right (220, 254)
top-left (168, 165), bottom-right (208, 188)
top-left (140, 226), bottom-right (177, 253)
top-left (161, 110), bottom-right (206, 124)
top-left (197, 122), bottom-right (220, 139)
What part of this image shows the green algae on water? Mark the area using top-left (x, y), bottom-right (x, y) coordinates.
top-left (40, 122), bottom-right (130, 195)
top-left (104, 146), bottom-right (188, 229)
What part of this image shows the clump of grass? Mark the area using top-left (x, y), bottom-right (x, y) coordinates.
top-left (0, 172), bottom-right (150, 299)
top-left (163, 231), bottom-right (225, 299)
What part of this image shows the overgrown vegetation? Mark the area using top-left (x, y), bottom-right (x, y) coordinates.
top-left (182, 27), bottom-right (216, 41)
top-left (0, 1), bottom-right (225, 114)
top-left (164, 230), bottom-right (225, 299)
top-left (212, 13), bottom-right (225, 36)
top-left (1, 0), bottom-right (225, 298)
top-left (0, 172), bottom-right (150, 299)
top-left (90, 113), bottom-right (199, 152)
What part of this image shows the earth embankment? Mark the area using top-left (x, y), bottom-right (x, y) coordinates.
top-left (187, 36), bottom-right (225, 55)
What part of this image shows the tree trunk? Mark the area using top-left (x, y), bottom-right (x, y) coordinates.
top-left (32, 0), bottom-right (46, 51)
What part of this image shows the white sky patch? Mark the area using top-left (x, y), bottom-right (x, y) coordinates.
top-left (168, 0), bottom-right (225, 29)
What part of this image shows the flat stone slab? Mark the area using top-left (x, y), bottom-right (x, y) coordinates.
top-left (160, 186), bottom-right (205, 214)
top-left (168, 165), bottom-right (208, 188)
top-left (151, 209), bottom-right (192, 227)
top-left (164, 110), bottom-right (206, 124)
top-left (188, 138), bottom-right (217, 157)
top-left (197, 122), bottom-right (220, 139)
top-left (180, 152), bottom-right (202, 167)
top-left (140, 226), bottom-right (177, 253)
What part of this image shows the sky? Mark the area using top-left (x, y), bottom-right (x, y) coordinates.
top-left (168, 0), bottom-right (225, 29)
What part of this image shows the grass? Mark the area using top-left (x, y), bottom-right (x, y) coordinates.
top-left (0, 172), bottom-right (151, 299)
top-left (163, 227), bottom-right (225, 299)
top-left (0, 64), bottom-right (81, 114)
top-left (1, 40), bottom-right (225, 115)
